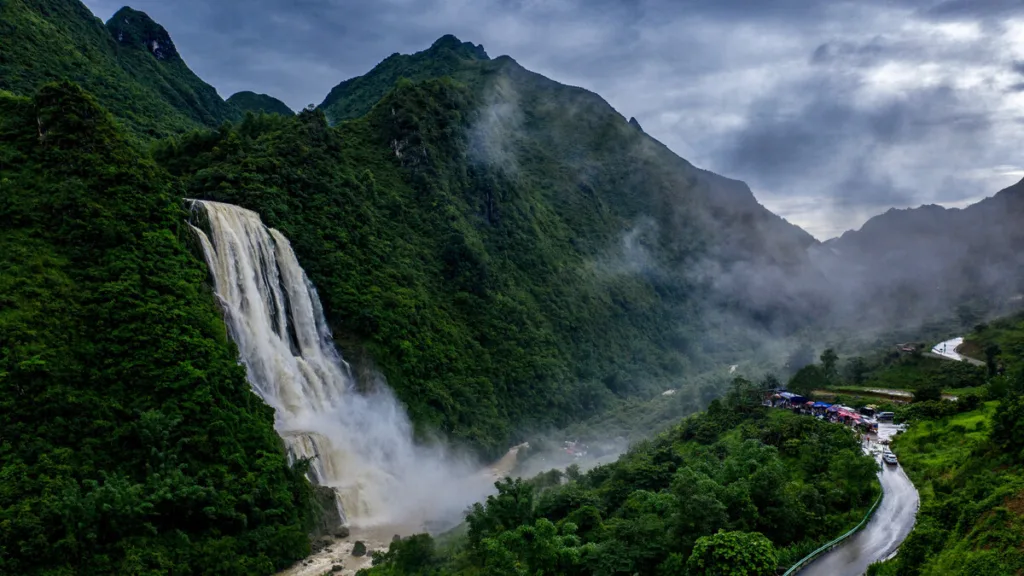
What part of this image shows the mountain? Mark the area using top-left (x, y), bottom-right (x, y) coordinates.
top-left (0, 0), bottom-right (238, 138)
top-left (811, 178), bottom-right (1024, 329)
top-left (0, 82), bottom-right (312, 575)
top-left (318, 34), bottom-right (489, 123)
top-left (3, 3), bottom-right (1024, 574)
top-left (153, 35), bottom-right (830, 453)
top-left (228, 90), bottom-right (295, 116)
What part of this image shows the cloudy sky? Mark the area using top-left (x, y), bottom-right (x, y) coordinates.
top-left (84, 0), bottom-right (1024, 239)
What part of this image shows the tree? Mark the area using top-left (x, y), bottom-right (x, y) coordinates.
top-left (368, 534), bottom-right (440, 575)
top-left (845, 357), bottom-right (870, 385)
top-left (985, 344), bottom-right (1002, 377)
top-left (956, 304), bottom-right (980, 328)
top-left (726, 376), bottom-right (761, 412)
top-left (788, 365), bottom-right (825, 396)
top-left (480, 519), bottom-right (590, 576)
top-left (671, 469), bottom-right (728, 549)
top-left (759, 373), bottom-right (782, 392)
top-left (684, 530), bottom-right (777, 576)
top-left (467, 477), bottom-right (536, 548)
top-left (912, 381), bottom-right (943, 403)
top-left (820, 348), bottom-right (839, 385)
top-left (991, 394), bottom-right (1024, 461)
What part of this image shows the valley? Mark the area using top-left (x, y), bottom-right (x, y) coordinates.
top-left (0, 1), bottom-right (1022, 575)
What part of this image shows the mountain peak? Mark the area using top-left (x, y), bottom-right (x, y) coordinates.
top-left (228, 91), bottom-right (294, 116)
top-left (106, 6), bottom-right (179, 62)
top-left (429, 34), bottom-right (489, 60)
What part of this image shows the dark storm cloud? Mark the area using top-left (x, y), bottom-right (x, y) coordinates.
top-left (927, 0), bottom-right (1024, 19)
top-left (81, 0), bottom-right (1024, 239)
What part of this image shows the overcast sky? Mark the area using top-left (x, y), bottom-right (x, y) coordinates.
top-left (84, 0), bottom-right (1024, 239)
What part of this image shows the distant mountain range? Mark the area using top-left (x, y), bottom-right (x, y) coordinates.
top-left (811, 178), bottom-right (1024, 329)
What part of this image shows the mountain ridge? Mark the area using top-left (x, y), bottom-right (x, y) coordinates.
top-left (0, 0), bottom-right (238, 137)
top-left (228, 90), bottom-right (295, 116)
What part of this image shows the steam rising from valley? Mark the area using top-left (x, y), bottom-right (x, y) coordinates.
top-left (188, 200), bottom-right (493, 530)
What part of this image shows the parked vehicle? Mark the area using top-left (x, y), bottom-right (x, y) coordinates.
top-left (883, 451), bottom-right (898, 465)
top-left (877, 411), bottom-right (895, 421)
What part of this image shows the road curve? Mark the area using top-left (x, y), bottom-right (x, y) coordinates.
top-left (799, 446), bottom-right (919, 576)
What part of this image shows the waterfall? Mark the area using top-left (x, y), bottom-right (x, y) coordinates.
top-left (187, 200), bottom-right (484, 529)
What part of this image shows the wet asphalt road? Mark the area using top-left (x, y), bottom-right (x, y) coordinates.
top-left (798, 427), bottom-right (920, 576)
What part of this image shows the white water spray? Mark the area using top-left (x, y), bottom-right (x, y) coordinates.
top-left (187, 200), bottom-right (489, 530)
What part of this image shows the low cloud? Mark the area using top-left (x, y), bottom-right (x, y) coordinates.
top-left (81, 0), bottom-right (1024, 239)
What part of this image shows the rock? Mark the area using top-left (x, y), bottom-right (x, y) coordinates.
top-left (352, 540), bottom-right (367, 557)
top-left (308, 486), bottom-right (346, 541)
top-left (334, 526), bottom-right (350, 539)
top-left (311, 537), bottom-right (333, 554)
top-left (331, 564), bottom-right (344, 573)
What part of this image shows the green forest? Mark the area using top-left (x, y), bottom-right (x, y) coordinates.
top-left (2, 0), bottom-right (1023, 574)
top-left (0, 83), bottom-right (313, 574)
top-left (361, 390), bottom-right (880, 576)
top-left (864, 318), bottom-right (1024, 576)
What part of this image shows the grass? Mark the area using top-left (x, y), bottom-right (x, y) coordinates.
top-left (879, 400), bottom-right (1024, 576)
top-left (892, 402), bottom-right (995, 482)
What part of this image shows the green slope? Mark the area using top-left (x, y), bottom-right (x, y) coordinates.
top-left (156, 38), bottom-right (825, 454)
top-left (362, 403), bottom-right (881, 575)
top-left (0, 83), bottom-right (311, 575)
top-left (0, 0), bottom-right (238, 138)
top-left (318, 34), bottom-right (489, 123)
top-left (227, 90), bottom-right (294, 116)
top-left (872, 400), bottom-right (1024, 576)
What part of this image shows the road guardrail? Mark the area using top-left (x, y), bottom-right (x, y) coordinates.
top-left (781, 489), bottom-right (884, 576)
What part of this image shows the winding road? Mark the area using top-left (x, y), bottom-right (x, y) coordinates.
top-left (798, 425), bottom-right (920, 576)
top-left (928, 336), bottom-right (984, 367)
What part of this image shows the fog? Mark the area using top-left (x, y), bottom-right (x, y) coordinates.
top-left (189, 200), bottom-right (498, 533)
top-left (463, 65), bottom-right (1024, 395)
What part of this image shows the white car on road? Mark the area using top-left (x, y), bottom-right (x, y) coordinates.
top-left (883, 451), bottom-right (898, 465)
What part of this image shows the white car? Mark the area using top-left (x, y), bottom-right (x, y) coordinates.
top-left (883, 451), bottom-right (898, 465)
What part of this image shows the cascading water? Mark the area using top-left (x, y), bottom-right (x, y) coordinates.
top-left (187, 200), bottom-right (487, 530)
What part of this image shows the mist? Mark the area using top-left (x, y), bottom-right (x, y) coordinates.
top-left (455, 61), bottom-right (1024, 482)
top-left (189, 200), bottom-right (499, 533)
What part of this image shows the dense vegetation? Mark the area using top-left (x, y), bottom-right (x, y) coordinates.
top-left (227, 91), bottom-right (294, 116)
top-left (0, 83), bottom-right (312, 575)
top-left (809, 318), bottom-right (1024, 576)
top-left (3, 1), bottom-right (1023, 573)
top-left (0, 0), bottom-right (238, 139)
top-left (153, 35), bottom-right (834, 453)
top-left (868, 395), bottom-right (1024, 576)
top-left (360, 387), bottom-right (880, 575)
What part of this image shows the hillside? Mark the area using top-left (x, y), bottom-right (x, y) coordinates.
top-left (228, 90), bottom-right (295, 116)
top-left (871, 398), bottom-right (1024, 576)
top-left (0, 0), bottom-right (238, 138)
top-left (318, 34), bottom-right (489, 123)
top-left (156, 36), bottom-right (829, 454)
top-left (811, 178), bottom-right (1024, 330)
top-left (361, 398), bottom-right (880, 575)
top-left (0, 82), bottom-right (312, 575)
top-left (2, 1), bottom-right (1024, 574)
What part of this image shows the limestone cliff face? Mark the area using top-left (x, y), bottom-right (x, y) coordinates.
top-left (106, 6), bottom-right (180, 61)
